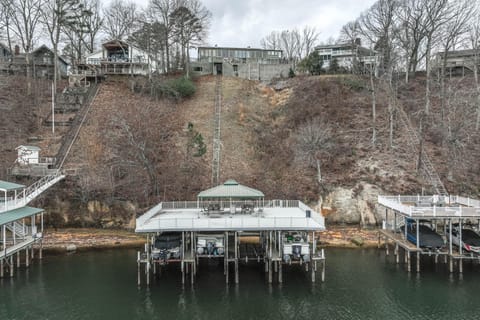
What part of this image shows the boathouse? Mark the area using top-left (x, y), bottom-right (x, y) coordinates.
top-left (0, 180), bottom-right (45, 278)
top-left (135, 179), bottom-right (326, 285)
top-left (378, 195), bottom-right (480, 274)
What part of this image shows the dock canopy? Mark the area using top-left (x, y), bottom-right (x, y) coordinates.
top-left (0, 206), bottom-right (43, 226)
top-left (0, 180), bottom-right (25, 192)
top-left (198, 179), bottom-right (264, 200)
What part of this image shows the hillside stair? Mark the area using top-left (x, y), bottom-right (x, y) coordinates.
top-left (55, 82), bottom-right (100, 171)
top-left (396, 104), bottom-right (448, 196)
top-left (211, 76), bottom-right (223, 185)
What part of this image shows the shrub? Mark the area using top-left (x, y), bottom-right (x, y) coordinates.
top-left (288, 68), bottom-right (296, 78)
top-left (169, 76), bottom-right (196, 98)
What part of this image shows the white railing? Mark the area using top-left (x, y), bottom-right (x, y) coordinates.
top-left (378, 195), bottom-right (480, 218)
top-left (2, 172), bottom-right (65, 212)
top-left (136, 202), bottom-right (163, 227)
top-left (136, 200), bottom-right (325, 231)
top-left (148, 216), bottom-right (322, 231)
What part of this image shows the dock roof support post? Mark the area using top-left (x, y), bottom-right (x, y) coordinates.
top-left (2, 225), bottom-right (6, 257)
top-left (448, 219), bottom-right (453, 255)
top-left (459, 219), bottom-right (463, 256)
top-left (416, 219), bottom-right (420, 249)
top-left (235, 231), bottom-right (239, 284)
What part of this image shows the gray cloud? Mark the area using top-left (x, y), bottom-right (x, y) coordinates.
top-left (201, 0), bottom-right (377, 47)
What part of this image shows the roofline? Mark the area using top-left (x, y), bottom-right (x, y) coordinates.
top-left (198, 46), bottom-right (283, 53)
top-left (32, 45), bottom-right (69, 65)
top-left (136, 226), bottom-right (326, 233)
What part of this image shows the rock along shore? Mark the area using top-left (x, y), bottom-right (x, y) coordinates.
top-left (42, 226), bottom-right (380, 253)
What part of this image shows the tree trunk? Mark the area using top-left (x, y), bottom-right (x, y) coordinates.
top-left (370, 65), bottom-right (376, 146)
top-left (425, 38), bottom-right (432, 115)
top-left (316, 158), bottom-right (322, 185)
top-left (26, 52), bottom-right (32, 95)
top-left (416, 113), bottom-right (424, 172)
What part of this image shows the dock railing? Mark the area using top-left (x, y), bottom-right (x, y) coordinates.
top-left (136, 200), bottom-right (325, 231)
top-left (144, 216), bottom-right (323, 231)
top-left (378, 195), bottom-right (480, 218)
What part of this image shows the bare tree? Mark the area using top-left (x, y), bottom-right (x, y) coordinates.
top-left (438, 0), bottom-right (474, 122)
top-left (395, 0), bottom-right (427, 82)
top-left (41, 0), bottom-right (86, 114)
top-left (302, 26), bottom-right (320, 58)
top-left (170, 0), bottom-right (211, 76)
top-left (260, 31), bottom-right (281, 50)
top-left (149, 0), bottom-right (178, 73)
top-left (470, 15), bottom-right (480, 131)
top-left (10, 0), bottom-right (45, 95)
top-left (102, 0), bottom-right (138, 41)
top-left (359, 0), bottom-right (399, 148)
top-left (0, 0), bottom-right (15, 54)
top-left (82, 0), bottom-right (103, 54)
top-left (293, 118), bottom-right (334, 185)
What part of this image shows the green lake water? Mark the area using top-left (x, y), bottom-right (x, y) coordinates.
top-left (1, 248), bottom-right (480, 320)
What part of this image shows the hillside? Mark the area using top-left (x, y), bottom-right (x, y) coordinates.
top-left (1, 73), bottom-right (478, 228)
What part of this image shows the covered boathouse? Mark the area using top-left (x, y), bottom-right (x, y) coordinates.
top-left (0, 180), bottom-right (46, 278)
top-left (378, 195), bottom-right (480, 274)
top-left (135, 179), bottom-right (326, 285)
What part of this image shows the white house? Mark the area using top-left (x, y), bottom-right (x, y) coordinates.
top-left (16, 145), bottom-right (41, 165)
top-left (82, 40), bottom-right (157, 75)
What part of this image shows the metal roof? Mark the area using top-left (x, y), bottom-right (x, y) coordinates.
top-left (0, 206), bottom-right (43, 225)
top-left (16, 145), bottom-right (41, 151)
top-left (0, 180), bottom-right (25, 192)
top-left (198, 180), bottom-right (264, 199)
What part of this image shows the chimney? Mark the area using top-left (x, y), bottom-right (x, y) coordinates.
top-left (14, 45), bottom-right (20, 55)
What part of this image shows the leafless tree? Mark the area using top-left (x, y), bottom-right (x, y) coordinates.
top-left (395, 0), bottom-right (427, 82)
top-left (82, 0), bottom-right (103, 54)
top-left (302, 26), bottom-right (320, 58)
top-left (102, 0), bottom-right (139, 41)
top-left (470, 15), bottom-right (480, 131)
top-left (293, 118), bottom-right (334, 185)
top-left (261, 26), bottom-right (319, 62)
top-left (10, 0), bottom-right (45, 95)
top-left (0, 0), bottom-right (15, 54)
top-left (149, 0), bottom-right (178, 73)
top-left (437, 0), bottom-right (474, 123)
top-left (260, 31), bottom-right (281, 50)
top-left (358, 0), bottom-right (399, 148)
top-left (170, 0), bottom-right (211, 76)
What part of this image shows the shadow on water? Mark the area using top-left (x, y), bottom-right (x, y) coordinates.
top-left (1, 248), bottom-right (480, 320)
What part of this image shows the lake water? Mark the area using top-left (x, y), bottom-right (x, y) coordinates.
top-left (1, 248), bottom-right (480, 320)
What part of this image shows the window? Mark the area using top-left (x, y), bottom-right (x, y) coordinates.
top-left (194, 66), bottom-right (203, 72)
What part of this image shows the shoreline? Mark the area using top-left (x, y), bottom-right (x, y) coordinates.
top-left (41, 226), bottom-right (381, 253)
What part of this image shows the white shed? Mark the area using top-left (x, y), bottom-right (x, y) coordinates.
top-left (16, 145), bottom-right (41, 165)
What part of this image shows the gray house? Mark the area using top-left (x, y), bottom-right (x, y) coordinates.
top-left (315, 42), bottom-right (378, 73)
top-left (191, 46), bottom-right (292, 81)
top-left (434, 49), bottom-right (479, 76)
top-left (4, 45), bottom-right (69, 77)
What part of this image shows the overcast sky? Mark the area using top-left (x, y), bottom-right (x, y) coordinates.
top-left (199, 0), bottom-right (377, 47)
top-left (128, 0), bottom-right (377, 48)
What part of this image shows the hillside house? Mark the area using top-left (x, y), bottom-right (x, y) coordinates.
top-left (80, 40), bottom-right (155, 75)
top-left (0, 43), bottom-right (12, 61)
top-left (1, 45), bottom-right (69, 77)
top-left (315, 41), bottom-right (378, 73)
top-left (434, 49), bottom-right (479, 76)
top-left (191, 46), bottom-right (292, 81)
